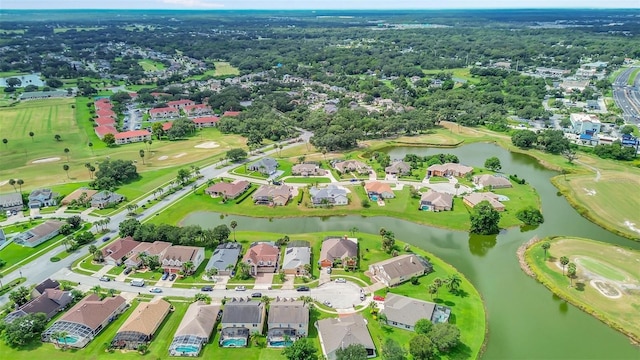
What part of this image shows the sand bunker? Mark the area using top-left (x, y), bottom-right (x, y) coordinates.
top-left (590, 280), bottom-right (622, 299)
top-left (158, 156), bottom-right (169, 161)
top-left (623, 221), bottom-right (640, 234)
top-left (583, 188), bottom-right (596, 196)
top-left (0, 180), bottom-right (8, 187)
top-left (32, 157), bottom-right (61, 164)
top-left (174, 153), bottom-right (187, 158)
top-left (194, 141), bottom-right (219, 149)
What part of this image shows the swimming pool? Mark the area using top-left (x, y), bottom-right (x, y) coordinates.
top-left (58, 336), bottom-right (78, 344)
top-left (269, 340), bottom-right (293, 347)
top-left (174, 345), bottom-right (200, 354)
top-left (370, 195), bottom-right (379, 201)
top-left (221, 338), bottom-right (247, 347)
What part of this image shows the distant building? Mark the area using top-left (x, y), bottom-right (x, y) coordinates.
top-left (102, 237), bottom-right (141, 265)
top-left (364, 182), bottom-right (395, 199)
top-left (333, 160), bottom-right (371, 174)
top-left (560, 79), bottom-right (590, 92)
top-left (114, 130), bottom-right (152, 145)
top-left (168, 99), bottom-right (196, 109)
top-left (61, 188), bottom-right (98, 205)
top-left (28, 188), bottom-right (58, 208)
top-left (385, 160), bottom-right (411, 176)
top-left (95, 125), bottom-right (118, 139)
top-left (204, 180), bottom-right (250, 199)
top-left (570, 113), bottom-right (601, 135)
top-left (161, 245), bottom-right (206, 274)
top-left (0, 192), bottom-right (24, 212)
top-left (220, 300), bottom-right (266, 347)
top-left (473, 175), bottom-right (513, 189)
top-left (125, 241), bottom-right (173, 268)
top-left (20, 90), bottom-right (68, 100)
top-left (149, 107), bottom-right (179, 119)
top-left (4, 279), bottom-right (72, 323)
top-left (205, 242), bottom-right (242, 276)
top-left (193, 116), bottom-right (220, 128)
top-left (292, 163), bottom-right (325, 176)
top-left (222, 111), bottom-right (241, 117)
top-left (318, 236), bottom-right (358, 268)
top-left (419, 190), bottom-right (453, 212)
top-left (427, 163), bottom-right (473, 178)
top-left (382, 293), bottom-right (451, 331)
top-left (183, 104), bottom-right (211, 116)
top-left (252, 184), bottom-right (292, 206)
top-left (316, 314), bottom-right (376, 360)
top-left (13, 220), bottom-right (65, 248)
top-left (90, 191), bottom-right (124, 209)
top-left (169, 302), bottom-right (221, 357)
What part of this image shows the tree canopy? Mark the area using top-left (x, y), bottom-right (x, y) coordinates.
top-left (469, 200), bottom-right (501, 235)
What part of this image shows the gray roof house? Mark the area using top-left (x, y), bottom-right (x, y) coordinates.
top-left (319, 236), bottom-right (358, 268)
top-left (205, 242), bottom-right (242, 276)
top-left (13, 220), bottom-right (65, 248)
top-left (267, 299), bottom-right (309, 347)
top-left (5, 279), bottom-right (72, 324)
top-left (0, 192), bottom-right (24, 211)
top-left (247, 157), bottom-right (279, 175)
top-left (292, 163), bottom-right (326, 176)
top-left (368, 254), bottom-right (433, 287)
top-left (382, 293), bottom-right (451, 332)
top-left (169, 302), bottom-right (221, 357)
top-left (316, 314), bottom-right (376, 360)
top-left (220, 299), bottom-right (266, 347)
top-left (28, 188), bottom-right (58, 208)
top-left (473, 174), bottom-right (512, 189)
top-left (419, 190), bottom-right (453, 212)
top-left (282, 241), bottom-right (311, 275)
top-left (90, 191), bottom-right (124, 209)
top-left (309, 185), bottom-right (348, 206)
top-left (385, 161), bottom-right (411, 176)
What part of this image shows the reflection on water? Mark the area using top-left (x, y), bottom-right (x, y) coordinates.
top-left (468, 234), bottom-right (498, 257)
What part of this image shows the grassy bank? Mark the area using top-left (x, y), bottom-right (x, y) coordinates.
top-left (525, 236), bottom-right (640, 343)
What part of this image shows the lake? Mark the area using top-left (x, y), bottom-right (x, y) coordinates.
top-left (183, 143), bottom-right (640, 359)
top-left (0, 73), bottom-right (45, 87)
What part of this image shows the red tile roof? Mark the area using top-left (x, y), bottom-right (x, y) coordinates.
top-left (95, 117), bottom-right (116, 126)
top-left (168, 99), bottom-right (195, 107)
top-left (149, 107), bottom-right (178, 115)
top-left (162, 122), bottom-right (173, 131)
top-left (243, 242), bottom-right (280, 264)
top-left (96, 109), bottom-right (116, 118)
top-left (115, 130), bottom-right (151, 140)
top-left (95, 125), bottom-right (118, 137)
top-left (184, 104), bottom-right (209, 112)
top-left (193, 116), bottom-right (220, 124)
top-left (223, 111), bottom-right (241, 117)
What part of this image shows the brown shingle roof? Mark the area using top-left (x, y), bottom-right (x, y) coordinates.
top-left (174, 302), bottom-right (220, 339)
top-left (205, 180), bottom-right (250, 198)
top-left (243, 242), bottom-right (279, 264)
top-left (319, 237), bottom-right (357, 263)
top-left (364, 182), bottom-right (394, 195)
top-left (102, 237), bottom-right (141, 263)
top-left (60, 294), bottom-right (126, 331)
top-left (117, 299), bottom-right (171, 337)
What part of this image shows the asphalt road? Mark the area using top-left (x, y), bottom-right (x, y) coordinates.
top-left (0, 129), bottom-right (314, 306)
top-left (612, 67), bottom-right (640, 124)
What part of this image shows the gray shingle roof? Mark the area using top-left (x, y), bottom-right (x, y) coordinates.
top-left (282, 243), bottom-right (311, 270)
top-left (382, 293), bottom-right (436, 327)
top-left (267, 301), bottom-right (308, 325)
top-left (174, 302), bottom-right (220, 339)
top-left (221, 301), bottom-right (264, 324)
top-left (317, 314), bottom-right (375, 355)
top-left (206, 242), bottom-right (242, 272)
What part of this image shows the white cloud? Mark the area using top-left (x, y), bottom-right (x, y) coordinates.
top-left (162, 0), bottom-right (224, 8)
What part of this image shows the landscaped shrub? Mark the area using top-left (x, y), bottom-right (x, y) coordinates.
top-left (235, 186), bottom-right (257, 204)
top-left (296, 188), bottom-right (305, 204)
top-left (50, 257), bottom-right (61, 262)
top-left (509, 174), bottom-right (526, 184)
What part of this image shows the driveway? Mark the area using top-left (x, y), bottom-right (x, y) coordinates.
top-left (254, 273), bottom-right (274, 290)
top-left (312, 281), bottom-right (364, 310)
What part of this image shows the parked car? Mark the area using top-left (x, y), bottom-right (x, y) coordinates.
top-left (326, 268), bottom-right (331, 274)
top-left (296, 286), bottom-right (310, 292)
top-left (335, 278), bottom-right (346, 283)
top-left (360, 294), bottom-right (366, 301)
top-left (323, 301), bottom-right (333, 308)
top-left (149, 287), bottom-right (162, 293)
top-left (99, 276), bottom-right (111, 282)
top-left (350, 178), bottom-right (358, 182)
top-left (235, 286), bottom-right (246, 291)
top-left (251, 292), bottom-right (262, 298)
top-left (123, 267), bottom-right (133, 275)
top-left (201, 286), bottom-right (213, 292)
top-left (161, 272), bottom-right (169, 281)
top-left (102, 236), bottom-right (111, 242)
top-left (169, 273), bottom-right (176, 281)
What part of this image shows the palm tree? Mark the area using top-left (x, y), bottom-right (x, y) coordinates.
top-left (139, 149), bottom-right (145, 164)
top-left (63, 164), bottom-right (70, 178)
top-left (428, 284), bottom-right (438, 300)
top-left (93, 249), bottom-right (104, 262)
top-left (454, 183), bottom-right (461, 196)
top-left (541, 242), bottom-right (551, 260)
top-left (88, 142), bottom-right (93, 155)
top-left (299, 295), bottom-right (313, 306)
top-left (182, 261), bottom-right (195, 275)
top-left (230, 220), bottom-right (238, 241)
top-left (61, 238), bottom-right (71, 251)
top-left (29, 131), bottom-right (34, 142)
top-left (91, 285), bottom-right (102, 294)
top-left (8, 179), bottom-right (16, 192)
top-left (225, 263), bottom-right (235, 274)
top-left (379, 228), bottom-right (387, 240)
top-left (146, 140), bottom-right (152, 152)
top-left (107, 288), bottom-right (116, 297)
top-left (2, 138), bottom-right (7, 148)
top-left (64, 148), bottom-right (70, 162)
top-left (261, 295), bottom-right (271, 307)
top-left (206, 267), bottom-right (218, 280)
top-left (54, 134), bottom-right (61, 142)
top-left (16, 179), bottom-right (24, 193)
top-left (567, 263), bottom-right (577, 287)
top-left (560, 256), bottom-right (569, 275)
top-left (447, 274), bottom-right (462, 293)
top-left (297, 155), bottom-right (306, 164)
top-left (89, 165), bottom-right (96, 179)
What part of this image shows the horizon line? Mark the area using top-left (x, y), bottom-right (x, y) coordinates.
top-left (2, 7), bottom-right (640, 11)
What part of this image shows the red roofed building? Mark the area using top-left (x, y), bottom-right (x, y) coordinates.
top-left (150, 92), bottom-right (171, 98)
top-left (95, 117), bottom-right (116, 126)
top-left (94, 98), bottom-right (111, 111)
top-left (149, 107), bottom-right (179, 119)
top-left (183, 104), bottom-right (211, 116)
top-left (96, 109), bottom-right (116, 118)
top-left (115, 130), bottom-right (151, 145)
top-left (193, 116), bottom-right (220, 129)
top-left (168, 99), bottom-right (196, 109)
top-left (95, 125), bottom-right (118, 139)
top-left (223, 111), bottom-right (241, 117)
top-left (242, 242), bottom-right (280, 275)
top-left (129, 92), bottom-right (138, 99)
top-left (162, 122), bottom-right (173, 131)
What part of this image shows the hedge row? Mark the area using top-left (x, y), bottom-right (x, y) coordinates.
top-left (509, 174), bottom-right (526, 185)
top-left (297, 188), bottom-right (305, 205)
top-left (235, 186), bottom-right (257, 204)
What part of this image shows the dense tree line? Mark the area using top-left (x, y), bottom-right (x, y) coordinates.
top-left (118, 218), bottom-right (231, 249)
top-left (90, 159), bottom-right (139, 190)
top-left (511, 129), bottom-right (570, 154)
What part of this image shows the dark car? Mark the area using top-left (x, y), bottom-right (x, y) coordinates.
top-left (102, 236), bottom-right (111, 242)
top-left (251, 292), bottom-right (262, 298)
top-left (201, 286), bottom-right (213, 292)
top-left (296, 286), bottom-right (310, 292)
top-left (123, 267), bottom-right (133, 275)
top-left (161, 272), bottom-right (169, 281)
top-left (169, 273), bottom-right (177, 281)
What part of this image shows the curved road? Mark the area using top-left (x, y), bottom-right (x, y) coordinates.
top-left (612, 66), bottom-right (640, 124)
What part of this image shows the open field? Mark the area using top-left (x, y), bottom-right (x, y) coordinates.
top-left (138, 59), bottom-right (166, 72)
top-left (213, 61), bottom-right (240, 76)
top-left (53, 27), bottom-right (106, 33)
top-left (0, 97), bottom-right (246, 197)
top-left (422, 67), bottom-right (480, 84)
top-left (526, 237), bottom-right (640, 342)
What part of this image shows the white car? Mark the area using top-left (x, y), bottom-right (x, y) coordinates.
top-left (323, 301), bottom-right (333, 308)
top-left (335, 278), bottom-right (346, 283)
top-left (149, 287), bottom-right (162, 293)
top-left (235, 286), bottom-right (246, 291)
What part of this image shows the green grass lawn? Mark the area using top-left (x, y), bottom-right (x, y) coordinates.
top-left (283, 177), bottom-right (331, 184)
top-left (213, 61), bottom-right (240, 76)
top-left (526, 237), bottom-right (640, 342)
top-left (138, 59), bottom-right (166, 72)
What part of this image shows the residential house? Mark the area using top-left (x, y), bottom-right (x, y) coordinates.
top-left (61, 188), bottom-right (98, 206)
top-left (463, 192), bottom-right (506, 211)
top-left (292, 163), bottom-right (326, 176)
top-left (96, 109), bottom-right (116, 118)
top-left (168, 99), bottom-right (196, 109)
top-left (247, 157), bottom-right (279, 176)
top-left (102, 237), bottom-right (142, 265)
top-left (125, 241), bottom-right (173, 269)
top-left (419, 190), bottom-right (453, 212)
top-left (13, 220), bottom-right (65, 248)
top-left (223, 111), bottom-right (241, 117)
top-left (252, 184), bottom-right (292, 206)
top-left (364, 182), bottom-right (395, 199)
top-left (95, 125), bottom-right (118, 139)
top-left (20, 91), bottom-right (68, 100)
top-left (193, 116), bottom-right (220, 128)
top-left (473, 175), bottom-right (512, 189)
top-left (219, 299), bottom-right (266, 346)
top-left (28, 188), bottom-right (58, 208)
top-left (267, 300), bottom-right (309, 347)
top-left (309, 185), bottom-right (349, 206)
top-left (90, 191), bottom-right (125, 209)
top-left (95, 117), bottom-right (116, 126)
top-left (94, 98), bottom-right (112, 110)
top-left (318, 236), bottom-right (358, 268)
top-left (162, 122), bottom-right (173, 132)
top-left (111, 299), bottom-right (171, 350)
top-left (205, 242), bottom-right (242, 276)
top-left (368, 254), bottom-right (433, 287)
top-left (204, 180), bottom-right (250, 199)
top-left (427, 163), bottom-right (473, 178)
top-left (282, 241), bottom-right (311, 275)
top-left (183, 104), bottom-right (211, 116)
top-left (161, 245), bottom-right (206, 274)
top-left (115, 130), bottom-right (152, 145)
top-left (333, 160), bottom-right (371, 174)
top-left (169, 302), bottom-right (221, 357)
top-left (385, 161), bottom-right (411, 176)
top-left (0, 192), bottom-right (24, 211)
top-left (243, 242), bottom-right (280, 276)
top-left (149, 107), bottom-right (179, 119)
top-left (4, 279), bottom-right (72, 323)
top-left (316, 314), bottom-right (376, 360)
top-left (382, 293), bottom-right (451, 331)
top-left (42, 294), bottom-right (128, 348)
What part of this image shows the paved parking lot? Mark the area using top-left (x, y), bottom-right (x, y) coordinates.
top-left (312, 281), bottom-right (364, 310)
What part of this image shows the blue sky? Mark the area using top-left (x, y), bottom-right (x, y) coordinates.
top-left (2, 0), bottom-right (638, 9)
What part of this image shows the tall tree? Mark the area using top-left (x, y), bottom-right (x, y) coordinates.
top-left (469, 201), bottom-right (501, 235)
top-left (484, 156), bottom-right (502, 171)
top-left (336, 344), bottom-right (368, 360)
top-left (414, 318), bottom-right (433, 335)
top-left (139, 149), bottom-right (145, 164)
top-left (567, 263), bottom-right (577, 287)
top-left (9, 179), bottom-right (16, 192)
top-left (447, 273), bottom-right (462, 293)
top-left (102, 133), bottom-right (115, 146)
top-left (381, 339), bottom-right (408, 360)
top-left (560, 256), bottom-right (570, 275)
top-left (429, 323), bottom-right (461, 353)
top-left (9, 286), bottom-right (30, 307)
top-left (29, 131), bottom-right (35, 142)
top-left (54, 134), bottom-right (62, 142)
top-left (88, 142), bottom-right (94, 155)
top-left (64, 148), bottom-right (70, 162)
top-left (282, 338), bottom-right (318, 360)
top-left (541, 242), bottom-right (551, 260)
top-left (230, 220), bottom-right (238, 241)
top-left (409, 334), bottom-right (436, 360)
top-left (63, 164), bottom-right (70, 178)
top-left (2, 138), bottom-right (7, 148)
top-left (16, 179), bottom-right (24, 193)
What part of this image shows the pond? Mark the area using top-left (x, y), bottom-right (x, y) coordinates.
top-left (0, 73), bottom-right (45, 88)
top-left (183, 143), bottom-right (640, 359)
